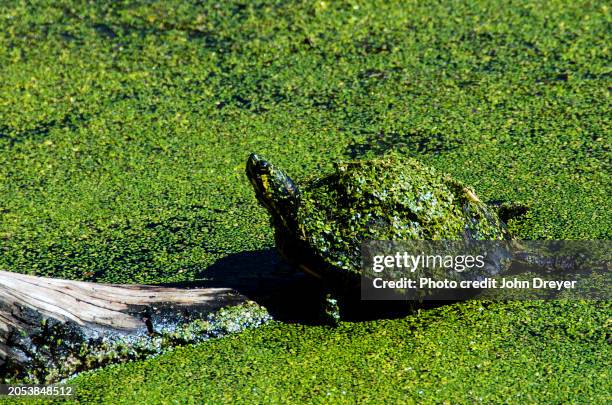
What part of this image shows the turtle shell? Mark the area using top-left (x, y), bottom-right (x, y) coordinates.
top-left (291, 154), bottom-right (509, 278)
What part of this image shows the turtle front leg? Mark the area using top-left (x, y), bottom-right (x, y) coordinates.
top-left (321, 292), bottom-right (341, 326)
top-left (294, 262), bottom-right (343, 326)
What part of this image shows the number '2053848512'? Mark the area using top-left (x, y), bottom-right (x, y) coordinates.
top-left (2, 385), bottom-right (74, 396)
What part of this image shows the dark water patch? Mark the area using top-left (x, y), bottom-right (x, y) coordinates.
top-left (535, 71), bottom-right (573, 85)
top-left (107, 20), bottom-right (233, 54)
top-left (359, 69), bottom-right (388, 80)
top-left (347, 130), bottom-right (462, 158)
top-left (310, 90), bottom-right (339, 111)
top-left (357, 66), bottom-right (404, 85)
top-left (356, 30), bottom-right (397, 55)
top-left (187, 29), bottom-right (234, 51)
top-left (581, 70), bottom-right (612, 80)
top-left (214, 76), bottom-right (289, 113)
top-left (93, 23), bottom-right (117, 39)
top-left (60, 31), bottom-right (80, 42)
top-left (0, 110), bottom-right (89, 147)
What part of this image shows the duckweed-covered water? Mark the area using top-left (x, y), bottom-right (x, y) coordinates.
top-left (0, 0), bottom-right (609, 403)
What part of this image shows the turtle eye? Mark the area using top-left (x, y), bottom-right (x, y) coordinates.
top-left (257, 160), bottom-right (271, 175)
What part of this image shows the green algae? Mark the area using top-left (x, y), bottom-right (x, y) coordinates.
top-left (65, 300), bottom-right (610, 404)
top-left (0, 0), bottom-right (609, 402)
top-left (0, 0), bottom-right (609, 284)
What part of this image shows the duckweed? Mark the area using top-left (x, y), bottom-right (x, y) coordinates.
top-left (0, 0), bottom-right (609, 402)
top-left (67, 301), bottom-right (610, 403)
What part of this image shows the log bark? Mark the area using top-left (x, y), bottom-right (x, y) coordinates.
top-left (0, 270), bottom-right (252, 382)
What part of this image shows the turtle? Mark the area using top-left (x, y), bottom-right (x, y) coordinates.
top-left (245, 152), bottom-right (527, 321)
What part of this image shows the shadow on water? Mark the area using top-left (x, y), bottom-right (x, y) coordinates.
top-left (193, 248), bottom-right (325, 324)
top-left (181, 248), bottom-right (448, 325)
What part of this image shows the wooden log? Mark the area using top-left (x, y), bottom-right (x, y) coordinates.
top-left (0, 270), bottom-right (255, 382)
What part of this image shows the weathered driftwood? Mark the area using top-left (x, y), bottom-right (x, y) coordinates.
top-left (0, 270), bottom-right (252, 381)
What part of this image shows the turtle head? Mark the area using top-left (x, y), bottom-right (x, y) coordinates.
top-left (246, 153), bottom-right (300, 231)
